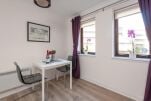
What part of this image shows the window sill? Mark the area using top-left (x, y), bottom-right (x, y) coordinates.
top-left (78, 53), bottom-right (96, 57)
top-left (112, 56), bottom-right (150, 62)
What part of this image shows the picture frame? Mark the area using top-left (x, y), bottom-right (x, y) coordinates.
top-left (27, 22), bottom-right (50, 42)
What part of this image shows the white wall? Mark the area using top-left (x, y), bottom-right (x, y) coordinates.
top-left (0, 0), bottom-right (67, 93)
top-left (66, 1), bottom-right (149, 101)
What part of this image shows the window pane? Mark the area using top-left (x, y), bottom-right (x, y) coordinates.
top-left (83, 37), bottom-right (95, 44)
top-left (117, 12), bottom-right (149, 56)
top-left (81, 21), bottom-right (96, 54)
top-left (83, 25), bottom-right (95, 32)
top-left (83, 44), bottom-right (95, 53)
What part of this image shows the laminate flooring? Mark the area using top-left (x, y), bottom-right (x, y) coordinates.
top-left (1, 77), bottom-right (135, 101)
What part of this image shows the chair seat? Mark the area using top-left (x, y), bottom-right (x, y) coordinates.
top-left (23, 73), bottom-right (42, 84)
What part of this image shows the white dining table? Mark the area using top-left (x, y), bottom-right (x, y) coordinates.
top-left (33, 59), bottom-right (72, 101)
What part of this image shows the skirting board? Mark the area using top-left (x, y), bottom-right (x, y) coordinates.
top-left (81, 76), bottom-right (143, 101)
top-left (0, 85), bottom-right (31, 99)
top-left (0, 78), bottom-right (51, 99)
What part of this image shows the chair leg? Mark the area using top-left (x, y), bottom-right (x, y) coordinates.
top-left (55, 70), bottom-right (59, 81)
top-left (32, 84), bottom-right (36, 91)
top-left (64, 73), bottom-right (66, 88)
top-left (47, 81), bottom-right (49, 89)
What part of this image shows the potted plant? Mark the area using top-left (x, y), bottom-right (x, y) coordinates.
top-left (46, 50), bottom-right (56, 63)
top-left (128, 30), bottom-right (136, 58)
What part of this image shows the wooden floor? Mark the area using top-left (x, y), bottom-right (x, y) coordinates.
top-left (1, 77), bottom-right (135, 101)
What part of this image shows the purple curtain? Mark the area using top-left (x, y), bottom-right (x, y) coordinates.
top-left (138, 0), bottom-right (151, 101)
top-left (72, 16), bottom-right (81, 79)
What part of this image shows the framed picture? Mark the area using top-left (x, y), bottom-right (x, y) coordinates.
top-left (27, 22), bottom-right (50, 42)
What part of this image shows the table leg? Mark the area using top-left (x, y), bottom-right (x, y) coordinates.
top-left (42, 69), bottom-right (45, 101)
top-left (70, 62), bottom-right (72, 89)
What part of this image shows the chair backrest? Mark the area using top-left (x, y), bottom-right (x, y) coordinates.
top-left (67, 56), bottom-right (72, 61)
top-left (14, 62), bottom-right (25, 84)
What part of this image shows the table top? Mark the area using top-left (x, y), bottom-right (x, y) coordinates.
top-left (33, 59), bottom-right (71, 70)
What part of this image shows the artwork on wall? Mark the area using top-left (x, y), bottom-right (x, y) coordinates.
top-left (27, 22), bottom-right (50, 42)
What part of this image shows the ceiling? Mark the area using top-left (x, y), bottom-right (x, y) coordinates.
top-left (50, 0), bottom-right (107, 17)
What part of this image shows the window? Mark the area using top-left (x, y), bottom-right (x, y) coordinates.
top-left (114, 5), bottom-right (150, 59)
top-left (80, 20), bottom-right (96, 55)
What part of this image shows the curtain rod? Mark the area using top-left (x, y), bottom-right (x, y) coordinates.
top-left (81, 0), bottom-right (130, 18)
